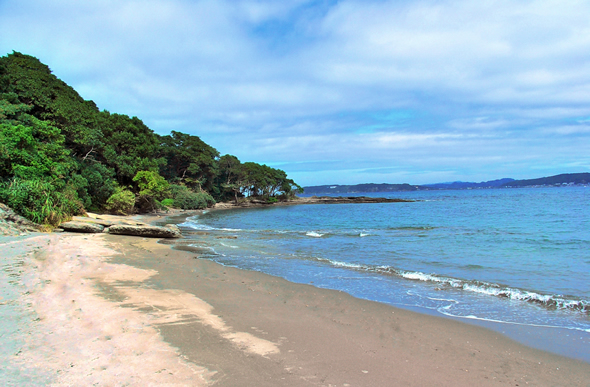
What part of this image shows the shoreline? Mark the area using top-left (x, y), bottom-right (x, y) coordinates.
top-left (98, 233), bottom-right (590, 385)
top-left (4, 210), bottom-right (589, 385)
top-left (172, 203), bottom-right (590, 364)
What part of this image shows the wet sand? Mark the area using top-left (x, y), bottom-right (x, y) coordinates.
top-left (9, 232), bottom-right (590, 386)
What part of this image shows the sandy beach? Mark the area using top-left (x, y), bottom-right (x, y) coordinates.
top-left (4, 226), bottom-right (589, 386)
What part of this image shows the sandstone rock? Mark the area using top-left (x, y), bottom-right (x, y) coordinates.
top-left (106, 224), bottom-right (181, 238)
top-left (59, 221), bottom-right (105, 233)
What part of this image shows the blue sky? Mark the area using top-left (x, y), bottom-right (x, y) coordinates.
top-left (1, 0), bottom-right (589, 186)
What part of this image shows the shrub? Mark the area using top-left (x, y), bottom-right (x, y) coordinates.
top-left (170, 184), bottom-right (215, 210)
top-left (105, 188), bottom-right (135, 215)
top-left (161, 198), bottom-right (175, 207)
top-left (133, 170), bottom-right (170, 212)
top-left (0, 177), bottom-right (83, 226)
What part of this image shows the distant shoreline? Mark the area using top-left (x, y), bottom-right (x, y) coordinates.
top-left (303, 172), bottom-right (590, 194)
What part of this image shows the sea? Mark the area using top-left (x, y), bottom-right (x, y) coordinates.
top-left (178, 186), bottom-right (590, 363)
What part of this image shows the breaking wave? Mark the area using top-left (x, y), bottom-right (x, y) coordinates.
top-left (315, 258), bottom-right (589, 314)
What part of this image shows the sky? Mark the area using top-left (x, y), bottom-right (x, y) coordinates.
top-left (1, 0), bottom-right (589, 186)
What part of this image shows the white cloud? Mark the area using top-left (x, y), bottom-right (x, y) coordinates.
top-left (1, 0), bottom-right (589, 185)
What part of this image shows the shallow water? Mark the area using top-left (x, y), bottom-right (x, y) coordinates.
top-left (180, 187), bottom-right (590, 362)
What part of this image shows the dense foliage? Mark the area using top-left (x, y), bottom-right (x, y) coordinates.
top-left (0, 52), bottom-right (302, 224)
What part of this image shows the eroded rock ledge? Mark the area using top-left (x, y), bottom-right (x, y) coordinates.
top-left (57, 214), bottom-right (181, 238)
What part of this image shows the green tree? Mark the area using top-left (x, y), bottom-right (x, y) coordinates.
top-left (217, 154), bottom-right (243, 203)
top-left (158, 131), bottom-right (219, 192)
top-left (132, 170), bottom-right (170, 212)
top-left (105, 187), bottom-right (135, 215)
top-left (99, 112), bottom-right (164, 184)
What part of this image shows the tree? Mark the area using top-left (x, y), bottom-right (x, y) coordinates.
top-left (158, 131), bottom-right (219, 192)
top-left (132, 170), bottom-right (170, 212)
top-left (237, 162), bottom-right (302, 200)
top-left (99, 112), bottom-right (164, 184)
top-left (217, 154), bottom-right (243, 203)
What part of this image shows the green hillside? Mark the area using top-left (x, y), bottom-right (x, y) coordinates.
top-left (0, 52), bottom-right (301, 225)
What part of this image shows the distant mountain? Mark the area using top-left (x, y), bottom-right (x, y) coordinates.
top-left (303, 173), bottom-right (589, 194)
top-left (500, 173), bottom-right (590, 187)
top-left (423, 178), bottom-right (514, 189)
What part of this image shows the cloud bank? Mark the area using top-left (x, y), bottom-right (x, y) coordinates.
top-left (1, 0), bottom-right (589, 185)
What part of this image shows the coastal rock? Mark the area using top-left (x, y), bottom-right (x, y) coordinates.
top-left (164, 224), bottom-right (181, 234)
top-left (71, 215), bottom-right (146, 227)
top-left (59, 221), bottom-right (105, 233)
top-left (106, 224), bottom-right (182, 238)
top-left (306, 196), bottom-right (414, 204)
top-left (0, 203), bottom-right (41, 235)
top-left (214, 196), bottom-right (415, 209)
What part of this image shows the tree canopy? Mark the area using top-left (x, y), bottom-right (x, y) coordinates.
top-left (0, 52), bottom-right (301, 224)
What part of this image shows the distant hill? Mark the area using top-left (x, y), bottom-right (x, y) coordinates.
top-left (500, 173), bottom-right (590, 187)
top-left (423, 178), bottom-right (514, 189)
top-left (303, 173), bottom-right (589, 194)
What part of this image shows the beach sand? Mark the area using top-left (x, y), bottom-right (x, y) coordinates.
top-left (9, 231), bottom-right (590, 386)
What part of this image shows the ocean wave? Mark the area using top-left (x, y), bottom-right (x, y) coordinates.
top-left (219, 242), bottom-right (239, 249)
top-left (179, 221), bottom-right (215, 231)
top-left (306, 231), bottom-right (324, 238)
top-left (180, 221), bottom-right (243, 232)
top-left (311, 258), bottom-right (590, 314)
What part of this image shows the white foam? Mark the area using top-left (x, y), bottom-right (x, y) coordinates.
top-left (180, 222), bottom-right (214, 231)
top-left (306, 231), bottom-right (324, 238)
top-left (329, 260), bottom-right (364, 269)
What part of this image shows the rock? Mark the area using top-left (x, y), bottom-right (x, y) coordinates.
top-left (69, 216), bottom-right (117, 227)
top-left (70, 215), bottom-right (147, 227)
top-left (0, 203), bottom-right (41, 235)
top-left (164, 224), bottom-right (181, 234)
top-left (59, 221), bottom-right (105, 233)
top-left (106, 224), bottom-right (181, 238)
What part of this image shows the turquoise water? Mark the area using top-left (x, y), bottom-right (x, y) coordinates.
top-left (181, 187), bottom-right (590, 362)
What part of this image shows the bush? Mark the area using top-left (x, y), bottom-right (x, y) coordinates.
top-left (170, 184), bottom-right (215, 210)
top-left (133, 170), bottom-right (170, 212)
top-left (105, 188), bottom-right (135, 215)
top-left (0, 177), bottom-right (83, 225)
top-left (161, 198), bottom-right (175, 207)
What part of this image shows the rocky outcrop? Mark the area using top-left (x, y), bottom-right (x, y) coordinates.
top-left (105, 224), bottom-right (182, 238)
top-left (57, 215), bottom-right (182, 238)
top-left (59, 221), bottom-right (105, 233)
top-left (214, 196), bottom-right (414, 209)
top-left (300, 196), bottom-right (414, 204)
top-left (0, 203), bottom-right (41, 235)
